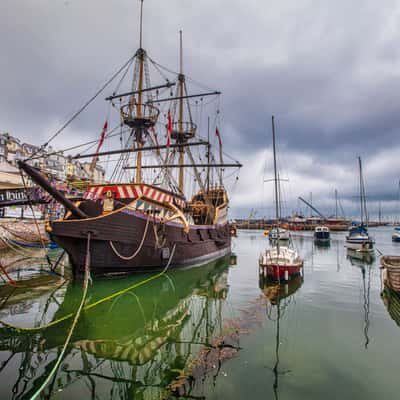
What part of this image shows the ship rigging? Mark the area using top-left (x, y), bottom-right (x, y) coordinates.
top-left (18, 0), bottom-right (242, 277)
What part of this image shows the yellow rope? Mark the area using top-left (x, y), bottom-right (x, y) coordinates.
top-left (29, 233), bottom-right (92, 400)
top-left (0, 244), bottom-right (176, 333)
top-left (109, 217), bottom-right (150, 260)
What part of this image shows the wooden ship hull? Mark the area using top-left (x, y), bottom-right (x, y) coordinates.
top-left (49, 204), bottom-right (231, 277)
top-left (37, 180), bottom-right (232, 277)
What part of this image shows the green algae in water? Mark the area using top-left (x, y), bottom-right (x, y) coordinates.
top-left (1, 227), bottom-right (400, 399)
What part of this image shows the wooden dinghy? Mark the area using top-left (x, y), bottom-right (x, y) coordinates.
top-left (381, 256), bottom-right (400, 292)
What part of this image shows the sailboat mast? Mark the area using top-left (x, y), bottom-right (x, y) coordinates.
top-left (272, 116), bottom-right (280, 227)
top-left (335, 189), bottom-right (338, 218)
top-left (358, 157), bottom-right (364, 225)
top-left (135, 0), bottom-right (145, 183)
top-left (207, 116), bottom-right (210, 192)
top-left (379, 201), bottom-right (382, 224)
top-left (178, 30), bottom-right (185, 193)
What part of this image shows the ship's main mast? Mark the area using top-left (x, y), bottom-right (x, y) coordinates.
top-left (178, 30), bottom-right (185, 192)
top-left (135, 0), bottom-right (145, 183)
top-left (120, 0), bottom-right (159, 184)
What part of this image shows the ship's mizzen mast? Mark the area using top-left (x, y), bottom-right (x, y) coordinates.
top-left (169, 30), bottom-right (198, 195)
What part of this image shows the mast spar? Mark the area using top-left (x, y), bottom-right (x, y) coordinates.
top-left (359, 157), bottom-right (363, 225)
top-left (178, 30), bottom-right (185, 193)
top-left (272, 116), bottom-right (280, 254)
top-left (135, 0), bottom-right (145, 183)
top-left (119, 0), bottom-right (159, 184)
top-left (168, 30), bottom-right (198, 195)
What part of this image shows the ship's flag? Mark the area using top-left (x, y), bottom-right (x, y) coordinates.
top-left (216, 127), bottom-right (224, 164)
top-left (166, 110), bottom-right (172, 148)
top-left (97, 120), bottom-right (108, 152)
top-left (90, 120), bottom-right (108, 172)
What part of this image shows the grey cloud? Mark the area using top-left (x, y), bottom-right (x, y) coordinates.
top-left (1, 0), bottom-right (400, 218)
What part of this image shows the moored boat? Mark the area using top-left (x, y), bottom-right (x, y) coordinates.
top-left (268, 227), bottom-right (290, 242)
top-left (17, 4), bottom-right (241, 277)
top-left (259, 116), bottom-right (303, 282)
top-left (259, 246), bottom-right (303, 281)
top-left (392, 227), bottom-right (400, 242)
top-left (314, 225), bottom-right (330, 243)
top-left (381, 256), bottom-right (400, 292)
top-left (345, 157), bottom-right (374, 253)
top-left (345, 225), bottom-right (374, 252)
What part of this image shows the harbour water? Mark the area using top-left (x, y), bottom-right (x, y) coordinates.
top-left (1, 226), bottom-right (400, 399)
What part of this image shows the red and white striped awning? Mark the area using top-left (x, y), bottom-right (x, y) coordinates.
top-left (84, 184), bottom-right (186, 208)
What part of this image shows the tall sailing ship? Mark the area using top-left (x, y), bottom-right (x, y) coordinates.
top-left (18, 2), bottom-right (241, 277)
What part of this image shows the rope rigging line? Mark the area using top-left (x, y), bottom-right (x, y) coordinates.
top-left (28, 232), bottom-right (92, 400)
top-left (19, 171), bottom-right (51, 268)
top-left (0, 261), bottom-right (17, 287)
top-left (0, 244), bottom-right (177, 333)
top-left (109, 217), bottom-right (150, 261)
top-left (25, 126), bottom-right (126, 162)
top-left (24, 55), bottom-right (136, 162)
top-left (148, 56), bottom-right (218, 93)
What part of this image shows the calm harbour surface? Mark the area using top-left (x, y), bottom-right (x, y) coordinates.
top-left (1, 226), bottom-right (400, 399)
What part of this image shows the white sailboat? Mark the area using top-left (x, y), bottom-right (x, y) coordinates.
top-left (345, 157), bottom-right (374, 253)
top-left (259, 116), bottom-right (303, 282)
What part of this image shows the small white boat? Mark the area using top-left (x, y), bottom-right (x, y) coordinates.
top-left (392, 227), bottom-right (400, 242)
top-left (268, 228), bottom-right (290, 242)
top-left (260, 116), bottom-right (303, 282)
top-left (345, 225), bottom-right (374, 252)
top-left (345, 158), bottom-right (374, 253)
top-left (259, 246), bottom-right (303, 281)
top-left (314, 226), bottom-right (330, 243)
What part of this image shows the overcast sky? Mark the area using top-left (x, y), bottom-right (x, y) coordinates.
top-left (1, 0), bottom-right (400, 219)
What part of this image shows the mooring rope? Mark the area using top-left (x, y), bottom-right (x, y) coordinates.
top-left (0, 243), bottom-right (177, 333)
top-left (28, 232), bottom-right (92, 400)
top-left (0, 262), bottom-right (17, 286)
top-left (19, 171), bottom-right (52, 268)
top-left (109, 217), bottom-right (150, 261)
top-left (0, 236), bottom-right (33, 257)
top-left (1, 224), bottom-right (47, 246)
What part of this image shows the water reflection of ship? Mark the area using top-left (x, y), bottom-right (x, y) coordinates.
top-left (347, 249), bottom-right (373, 349)
top-left (346, 248), bottom-right (375, 266)
top-left (381, 285), bottom-right (400, 328)
top-left (314, 239), bottom-right (331, 249)
top-left (259, 275), bottom-right (303, 400)
top-left (0, 257), bottom-right (231, 399)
